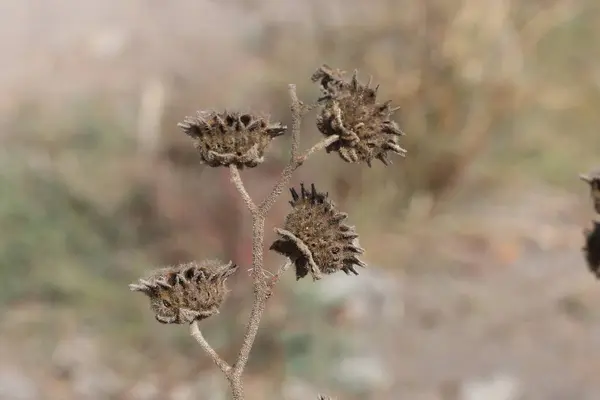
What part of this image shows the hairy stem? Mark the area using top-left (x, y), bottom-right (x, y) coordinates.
top-left (257, 85), bottom-right (303, 214)
top-left (229, 216), bottom-right (267, 399)
top-left (190, 321), bottom-right (232, 376)
top-left (229, 164), bottom-right (258, 214)
top-left (288, 84), bottom-right (302, 159)
top-left (258, 134), bottom-right (338, 214)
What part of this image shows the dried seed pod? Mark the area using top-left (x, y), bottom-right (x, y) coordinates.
top-left (583, 221), bottom-right (600, 279)
top-left (580, 167), bottom-right (600, 213)
top-left (317, 395), bottom-right (333, 400)
top-left (178, 111), bottom-right (287, 168)
top-left (129, 260), bottom-right (238, 324)
top-left (311, 64), bottom-right (406, 167)
top-left (269, 183), bottom-right (366, 281)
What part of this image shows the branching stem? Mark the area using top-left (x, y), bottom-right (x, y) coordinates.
top-left (191, 83), bottom-right (339, 400)
top-left (190, 322), bottom-right (232, 376)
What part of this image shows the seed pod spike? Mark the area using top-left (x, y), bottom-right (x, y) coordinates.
top-left (290, 187), bottom-right (300, 202)
top-left (300, 183), bottom-right (309, 200)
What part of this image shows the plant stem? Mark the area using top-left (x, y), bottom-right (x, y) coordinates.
top-left (190, 322), bottom-right (232, 376)
top-left (229, 216), bottom-right (267, 399)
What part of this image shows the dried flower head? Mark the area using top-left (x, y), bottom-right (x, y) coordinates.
top-left (311, 64), bottom-right (406, 166)
top-left (129, 260), bottom-right (238, 324)
top-left (269, 183), bottom-right (366, 281)
top-left (580, 167), bottom-right (600, 213)
top-left (178, 111), bottom-right (287, 168)
top-left (583, 221), bottom-right (600, 279)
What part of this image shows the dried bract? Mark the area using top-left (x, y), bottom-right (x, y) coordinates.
top-left (580, 167), bottom-right (600, 213)
top-left (178, 111), bottom-right (287, 168)
top-left (269, 183), bottom-right (366, 281)
top-left (129, 260), bottom-right (238, 324)
top-left (311, 64), bottom-right (406, 166)
top-left (583, 221), bottom-right (600, 279)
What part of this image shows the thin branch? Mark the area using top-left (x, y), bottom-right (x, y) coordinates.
top-left (258, 135), bottom-right (339, 214)
top-left (288, 84), bottom-right (302, 159)
top-left (255, 86), bottom-right (300, 215)
top-left (229, 164), bottom-right (258, 214)
top-left (267, 260), bottom-right (293, 292)
top-left (190, 321), bottom-right (232, 376)
top-left (295, 134), bottom-right (339, 167)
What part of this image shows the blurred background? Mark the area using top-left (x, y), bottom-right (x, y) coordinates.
top-left (1, 0), bottom-right (600, 399)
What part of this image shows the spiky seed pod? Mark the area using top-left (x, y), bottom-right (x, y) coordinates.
top-left (583, 221), bottom-right (600, 279)
top-left (269, 183), bottom-right (366, 281)
top-left (317, 396), bottom-right (333, 400)
top-left (311, 64), bottom-right (406, 167)
top-left (580, 168), bottom-right (600, 213)
top-left (129, 260), bottom-right (238, 324)
top-left (178, 111), bottom-right (287, 168)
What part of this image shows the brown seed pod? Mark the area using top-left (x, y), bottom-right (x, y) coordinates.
top-left (311, 64), bottom-right (406, 167)
top-left (580, 167), bottom-right (600, 214)
top-left (583, 221), bottom-right (600, 279)
top-left (178, 111), bottom-right (287, 168)
top-left (129, 260), bottom-right (238, 324)
top-left (269, 183), bottom-right (366, 281)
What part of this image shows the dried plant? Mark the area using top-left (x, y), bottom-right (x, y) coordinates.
top-left (129, 65), bottom-right (406, 400)
top-left (178, 111), bottom-right (287, 168)
top-left (312, 65), bottom-right (406, 166)
top-left (129, 260), bottom-right (238, 324)
top-left (582, 222), bottom-right (600, 279)
top-left (581, 168), bottom-right (600, 279)
top-left (270, 183), bottom-right (365, 281)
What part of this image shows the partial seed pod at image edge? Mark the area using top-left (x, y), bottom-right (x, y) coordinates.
top-left (129, 260), bottom-right (238, 324)
top-left (269, 183), bottom-right (366, 281)
top-left (580, 167), bottom-right (600, 214)
top-left (311, 64), bottom-right (406, 167)
top-left (583, 221), bottom-right (600, 279)
top-left (178, 110), bottom-right (287, 168)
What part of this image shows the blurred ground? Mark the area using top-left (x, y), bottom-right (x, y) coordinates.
top-left (1, 0), bottom-right (600, 399)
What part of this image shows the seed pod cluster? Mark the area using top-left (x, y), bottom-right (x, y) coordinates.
top-left (270, 183), bottom-right (366, 281)
top-left (178, 111), bottom-right (287, 168)
top-left (129, 260), bottom-right (238, 324)
top-left (311, 64), bottom-right (406, 166)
